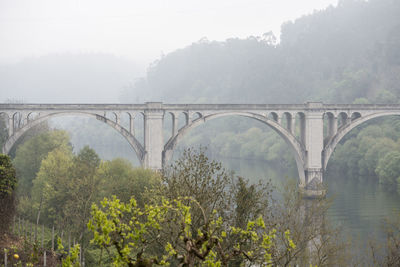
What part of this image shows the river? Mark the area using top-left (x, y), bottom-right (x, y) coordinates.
top-left (218, 157), bottom-right (400, 250)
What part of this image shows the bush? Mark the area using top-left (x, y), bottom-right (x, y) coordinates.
top-left (0, 154), bottom-right (17, 233)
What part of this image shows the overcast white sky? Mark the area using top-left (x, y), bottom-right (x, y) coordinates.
top-left (0, 0), bottom-right (338, 66)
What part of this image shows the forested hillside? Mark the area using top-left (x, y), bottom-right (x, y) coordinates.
top-left (122, 0), bottom-right (400, 104)
top-left (119, 0), bottom-right (400, 188)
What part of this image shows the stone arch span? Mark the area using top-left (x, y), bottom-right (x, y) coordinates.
top-left (2, 111), bottom-right (145, 165)
top-left (323, 111), bottom-right (400, 170)
top-left (163, 111), bottom-right (307, 185)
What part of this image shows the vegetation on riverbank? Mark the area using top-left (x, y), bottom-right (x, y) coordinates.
top-left (1, 131), bottom-right (351, 265)
top-left (1, 129), bottom-right (400, 265)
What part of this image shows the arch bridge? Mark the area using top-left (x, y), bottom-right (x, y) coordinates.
top-left (1, 102), bottom-right (399, 197)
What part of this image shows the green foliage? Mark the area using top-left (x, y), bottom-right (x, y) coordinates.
top-left (376, 151), bottom-right (400, 187)
top-left (88, 196), bottom-right (169, 266)
top-left (96, 158), bottom-right (159, 205)
top-left (0, 154), bottom-right (17, 233)
top-left (0, 154), bottom-right (17, 195)
top-left (153, 149), bottom-right (346, 265)
top-left (29, 146), bottom-right (103, 241)
top-left (329, 120), bottom-right (400, 188)
top-left (156, 148), bottom-right (275, 248)
top-left (31, 146), bottom-right (74, 227)
top-left (88, 195), bottom-right (292, 266)
top-left (27, 143), bottom-right (159, 253)
top-left (158, 148), bottom-right (234, 224)
top-left (13, 129), bottom-right (70, 197)
top-left (233, 176), bottom-right (273, 229)
top-left (58, 237), bottom-right (81, 267)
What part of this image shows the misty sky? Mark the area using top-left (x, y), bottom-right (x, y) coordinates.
top-left (0, 0), bottom-right (338, 66)
top-left (0, 0), bottom-right (339, 103)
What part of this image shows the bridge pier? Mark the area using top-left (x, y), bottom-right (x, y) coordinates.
top-left (143, 102), bottom-right (164, 170)
top-left (302, 168), bottom-right (325, 198)
top-left (302, 103), bottom-right (326, 198)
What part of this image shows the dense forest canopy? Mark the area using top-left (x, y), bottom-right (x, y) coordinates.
top-left (121, 0), bottom-right (400, 105)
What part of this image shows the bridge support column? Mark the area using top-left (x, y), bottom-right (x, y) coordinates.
top-left (288, 116), bottom-right (295, 134)
top-left (327, 116), bottom-right (337, 137)
top-left (172, 113), bottom-right (178, 137)
top-left (8, 117), bottom-right (14, 137)
top-left (302, 103), bottom-right (326, 198)
top-left (129, 115), bottom-right (135, 136)
top-left (143, 103), bottom-right (164, 170)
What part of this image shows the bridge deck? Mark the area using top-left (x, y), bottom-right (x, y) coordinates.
top-left (1, 102), bottom-right (400, 112)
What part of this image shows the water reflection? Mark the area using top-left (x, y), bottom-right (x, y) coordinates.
top-left (218, 157), bottom-right (400, 248)
top-left (326, 174), bottom-right (400, 245)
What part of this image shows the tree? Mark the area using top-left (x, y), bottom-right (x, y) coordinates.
top-left (233, 176), bottom-right (273, 229)
top-left (0, 154), bottom-right (17, 233)
top-left (96, 158), bottom-right (159, 205)
top-left (65, 146), bottom-right (101, 239)
top-left (29, 144), bottom-right (160, 255)
top-left (360, 137), bottom-right (398, 177)
top-left (374, 89), bottom-right (398, 104)
top-left (367, 212), bottom-right (400, 266)
top-left (31, 146), bottom-right (74, 227)
top-left (13, 129), bottom-right (70, 197)
top-left (153, 148), bottom-right (236, 233)
top-left (31, 146), bottom-right (102, 239)
top-left (376, 151), bottom-right (400, 187)
top-left (150, 148), bottom-right (347, 266)
top-left (88, 195), bottom-right (294, 266)
top-left (274, 179), bottom-right (350, 266)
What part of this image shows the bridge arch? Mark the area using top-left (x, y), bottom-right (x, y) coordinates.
top-left (268, 112), bottom-right (279, 122)
top-left (0, 112), bottom-right (9, 120)
top-left (27, 112), bottom-right (40, 123)
top-left (350, 112), bottom-right (362, 122)
top-left (2, 112), bottom-right (145, 165)
top-left (163, 111), bottom-right (307, 185)
top-left (191, 112), bottom-right (203, 122)
top-left (337, 112), bottom-right (349, 128)
top-left (323, 111), bottom-right (400, 170)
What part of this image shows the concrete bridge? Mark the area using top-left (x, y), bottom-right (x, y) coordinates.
top-left (1, 102), bottom-right (400, 197)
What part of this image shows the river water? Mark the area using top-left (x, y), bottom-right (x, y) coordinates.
top-left (218, 157), bottom-right (400, 249)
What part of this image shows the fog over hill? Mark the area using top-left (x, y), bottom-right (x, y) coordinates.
top-left (120, 0), bottom-right (400, 104)
top-left (0, 53), bottom-right (143, 103)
